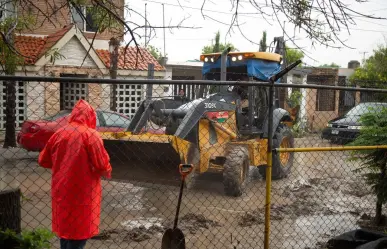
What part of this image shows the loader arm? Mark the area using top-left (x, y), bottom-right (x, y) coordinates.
top-left (175, 99), bottom-right (236, 139)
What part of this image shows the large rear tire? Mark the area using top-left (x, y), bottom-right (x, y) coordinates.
top-left (259, 124), bottom-right (294, 180)
top-left (223, 146), bottom-right (249, 197)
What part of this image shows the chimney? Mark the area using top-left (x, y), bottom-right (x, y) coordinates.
top-left (158, 57), bottom-right (168, 67)
top-left (348, 60), bottom-right (360, 69)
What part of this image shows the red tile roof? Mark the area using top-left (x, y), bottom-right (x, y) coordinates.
top-left (96, 47), bottom-right (165, 71)
top-left (12, 25), bottom-right (73, 65)
top-left (14, 35), bottom-right (46, 64)
top-left (9, 25), bottom-right (164, 72)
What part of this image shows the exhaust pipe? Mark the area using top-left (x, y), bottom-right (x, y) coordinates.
top-left (220, 47), bottom-right (231, 93)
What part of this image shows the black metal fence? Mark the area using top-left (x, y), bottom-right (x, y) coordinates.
top-left (1, 74), bottom-right (387, 249)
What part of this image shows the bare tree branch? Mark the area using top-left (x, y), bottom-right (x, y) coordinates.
top-left (0, 0), bottom-right (200, 71)
top-left (197, 0), bottom-right (387, 53)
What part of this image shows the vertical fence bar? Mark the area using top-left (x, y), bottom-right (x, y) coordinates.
top-left (0, 188), bottom-right (21, 233)
top-left (146, 63), bottom-right (154, 101)
top-left (109, 38), bottom-right (119, 112)
top-left (264, 83), bottom-right (275, 249)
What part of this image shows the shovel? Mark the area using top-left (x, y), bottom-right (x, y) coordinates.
top-left (161, 164), bottom-right (193, 249)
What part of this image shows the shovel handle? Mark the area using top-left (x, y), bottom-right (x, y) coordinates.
top-left (179, 164), bottom-right (193, 179)
top-left (173, 164), bottom-right (193, 230)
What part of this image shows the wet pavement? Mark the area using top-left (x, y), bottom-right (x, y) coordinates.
top-left (0, 135), bottom-right (376, 249)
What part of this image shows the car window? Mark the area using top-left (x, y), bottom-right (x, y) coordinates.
top-left (96, 115), bottom-right (100, 127)
top-left (102, 112), bottom-right (130, 127)
top-left (43, 110), bottom-right (71, 121)
top-left (346, 103), bottom-right (387, 116)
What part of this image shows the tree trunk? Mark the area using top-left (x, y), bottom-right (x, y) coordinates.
top-left (374, 160), bottom-right (387, 225)
top-left (0, 188), bottom-right (21, 233)
top-left (3, 80), bottom-right (16, 148)
top-left (375, 199), bottom-right (383, 225)
top-left (3, 22), bottom-right (17, 148)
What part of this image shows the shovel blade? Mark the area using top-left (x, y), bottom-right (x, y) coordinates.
top-left (161, 228), bottom-right (185, 249)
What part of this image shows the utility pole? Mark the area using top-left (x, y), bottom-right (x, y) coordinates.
top-left (109, 37), bottom-right (119, 79)
top-left (162, 3), bottom-right (166, 57)
top-left (145, 3), bottom-right (147, 47)
top-left (109, 37), bottom-right (119, 111)
top-left (359, 51), bottom-right (368, 64)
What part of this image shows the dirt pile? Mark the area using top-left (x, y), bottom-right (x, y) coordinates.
top-left (280, 177), bottom-right (370, 216)
top-left (123, 225), bottom-right (164, 242)
top-left (239, 176), bottom-right (372, 227)
top-left (93, 225), bottom-right (164, 243)
top-left (238, 206), bottom-right (286, 227)
top-left (238, 211), bottom-right (264, 227)
top-left (163, 213), bottom-right (222, 234)
top-left (95, 213), bottom-right (221, 242)
top-left (357, 213), bottom-right (387, 233)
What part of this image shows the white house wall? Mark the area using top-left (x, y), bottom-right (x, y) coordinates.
top-left (53, 36), bottom-right (98, 68)
top-left (26, 82), bottom-right (45, 120)
top-left (163, 67), bottom-right (173, 98)
top-left (338, 68), bottom-right (355, 78)
top-left (0, 81), bottom-right (27, 130)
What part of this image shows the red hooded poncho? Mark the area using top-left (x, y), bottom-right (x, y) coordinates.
top-left (38, 100), bottom-right (112, 240)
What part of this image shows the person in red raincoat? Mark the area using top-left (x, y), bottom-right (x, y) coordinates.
top-left (38, 99), bottom-right (112, 249)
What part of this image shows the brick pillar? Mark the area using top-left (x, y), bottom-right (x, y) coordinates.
top-left (88, 83), bottom-right (102, 109)
top-left (45, 82), bottom-right (60, 116)
top-left (87, 83), bottom-right (111, 111)
top-left (26, 82), bottom-right (45, 120)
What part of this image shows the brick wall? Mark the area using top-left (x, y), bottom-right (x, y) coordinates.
top-left (18, 0), bottom-right (124, 40)
top-left (39, 66), bottom-right (105, 115)
top-left (305, 68), bottom-right (339, 131)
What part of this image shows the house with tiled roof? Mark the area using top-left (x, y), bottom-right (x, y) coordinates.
top-left (0, 1), bottom-right (166, 129)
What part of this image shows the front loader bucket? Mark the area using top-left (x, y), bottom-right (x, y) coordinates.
top-left (102, 133), bottom-right (192, 186)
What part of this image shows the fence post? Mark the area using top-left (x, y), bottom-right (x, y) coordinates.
top-left (264, 81), bottom-right (275, 249)
top-left (109, 37), bottom-right (119, 112)
top-left (146, 63), bottom-right (154, 101)
top-left (0, 188), bottom-right (21, 233)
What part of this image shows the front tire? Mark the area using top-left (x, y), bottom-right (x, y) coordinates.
top-left (259, 124), bottom-right (294, 180)
top-left (223, 146), bottom-right (249, 197)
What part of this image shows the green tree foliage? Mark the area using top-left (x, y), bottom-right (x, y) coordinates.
top-left (0, 228), bottom-right (54, 249)
top-left (319, 62), bottom-right (340, 68)
top-left (202, 31), bottom-right (237, 54)
top-left (259, 31), bottom-right (267, 52)
top-left (0, 2), bottom-right (35, 148)
top-left (285, 46), bottom-right (304, 66)
top-left (350, 44), bottom-right (387, 85)
top-left (146, 45), bottom-right (163, 60)
top-left (349, 106), bottom-right (387, 225)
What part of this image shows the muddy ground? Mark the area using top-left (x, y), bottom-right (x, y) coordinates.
top-left (0, 135), bottom-right (378, 249)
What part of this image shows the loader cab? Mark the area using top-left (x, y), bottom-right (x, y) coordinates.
top-left (199, 51), bottom-right (283, 136)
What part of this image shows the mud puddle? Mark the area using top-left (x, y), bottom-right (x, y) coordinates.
top-left (238, 174), bottom-right (372, 248)
top-left (282, 214), bottom-right (360, 249)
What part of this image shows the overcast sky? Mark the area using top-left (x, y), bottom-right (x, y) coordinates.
top-left (124, 0), bottom-right (387, 68)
